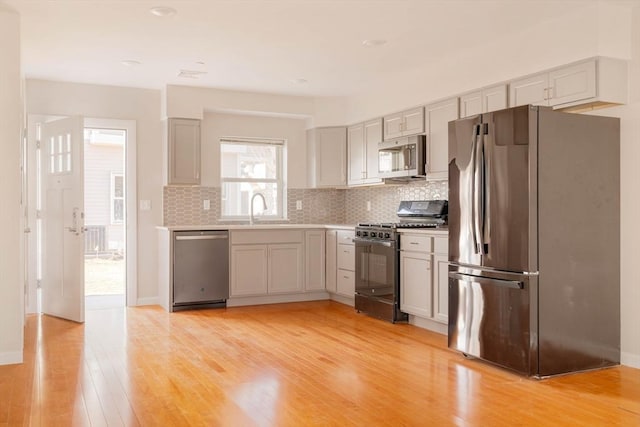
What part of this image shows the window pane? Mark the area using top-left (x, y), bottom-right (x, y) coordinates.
top-left (221, 182), bottom-right (279, 217)
top-left (113, 199), bottom-right (124, 222)
top-left (221, 143), bottom-right (278, 179)
top-left (114, 175), bottom-right (124, 197)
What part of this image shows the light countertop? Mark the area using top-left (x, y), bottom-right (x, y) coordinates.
top-left (157, 224), bottom-right (356, 231)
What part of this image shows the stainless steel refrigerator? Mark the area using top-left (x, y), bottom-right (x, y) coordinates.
top-left (447, 105), bottom-right (620, 377)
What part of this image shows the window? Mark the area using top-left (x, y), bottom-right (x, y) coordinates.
top-left (111, 173), bottom-right (124, 224)
top-left (220, 138), bottom-right (286, 220)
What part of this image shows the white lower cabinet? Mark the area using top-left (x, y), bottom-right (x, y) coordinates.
top-left (325, 230), bottom-right (337, 293)
top-left (231, 245), bottom-right (269, 296)
top-left (400, 251), bottom-right (432, 318)
top-left (399, 233), bottom-right (449, 325)
top-left (326, 229), bottom-right (355, 299)
top-left (305, 230), bottom-right (325, 291)
top-left (230, 230), bottom-right (306, 298)
top-left (268, 244), bottom-right (303, 294)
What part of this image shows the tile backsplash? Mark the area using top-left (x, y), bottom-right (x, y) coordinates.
top-left (163, 180), bottom-right (447, 226)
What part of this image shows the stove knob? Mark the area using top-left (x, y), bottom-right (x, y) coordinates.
top-left (356, 231), bottom-right (361, 236)
top-left (362, 231), bottom-right (368, 237)
top-left (384, 233), bottom-right (391, 238)
top-left (370, 232), bottom-right (377, 238)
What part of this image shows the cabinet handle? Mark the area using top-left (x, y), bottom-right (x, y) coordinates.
top-left (343, 276), bottom-right (349, 279)
top-left (410, 242), bottom-right (419, 245)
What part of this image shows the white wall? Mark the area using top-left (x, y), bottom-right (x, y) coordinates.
top-left (0, 6), bottom-right (24, 365)
top-left (201, 112), bottom-right (308, 188)
top-left (26, 80), bottom-right (162, 303)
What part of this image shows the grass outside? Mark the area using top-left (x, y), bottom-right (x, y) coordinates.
top-left (85, 257), bottom-right (125, 296)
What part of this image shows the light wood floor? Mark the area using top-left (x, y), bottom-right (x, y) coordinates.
top-left (1, 301), bottom-right (639, 426)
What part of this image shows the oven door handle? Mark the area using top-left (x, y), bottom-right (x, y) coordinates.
top-left (353, 238), bottom-right (395, 248)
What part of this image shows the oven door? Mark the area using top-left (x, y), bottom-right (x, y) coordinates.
top-left (354, 237), bottom-right (406, 322)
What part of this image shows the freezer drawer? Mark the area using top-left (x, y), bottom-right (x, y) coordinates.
top-left (173, 230), bottom-right (229, 307)
top-left (448, 267), bottom-right (537, 376)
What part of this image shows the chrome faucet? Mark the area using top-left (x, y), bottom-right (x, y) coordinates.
top-left (250, 193), bottom-right (267, 225)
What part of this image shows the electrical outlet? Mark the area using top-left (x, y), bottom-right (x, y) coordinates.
top-left (296, 200), bottom-right (303, 210)
top-left (203, 199), bottom-right (210, 210)
top-left (366, 201), bottom-right (371, 211)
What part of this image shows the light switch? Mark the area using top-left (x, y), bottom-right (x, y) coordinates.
top-left (296, 200), bottom-right (302, 210)
top-left (139, 200), bottom-right (151, 211)
top-left (203, 199), bottom-right (210, 210)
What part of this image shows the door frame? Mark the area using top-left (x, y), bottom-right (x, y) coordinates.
top-left (26, 116), bottom-right (137, 312)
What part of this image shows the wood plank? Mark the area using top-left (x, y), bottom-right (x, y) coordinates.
top-left (0, 301), bottom-right (638, 426)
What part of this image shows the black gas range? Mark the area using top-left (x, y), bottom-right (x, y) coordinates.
top-left (353, 200), bottom-right (447, 323)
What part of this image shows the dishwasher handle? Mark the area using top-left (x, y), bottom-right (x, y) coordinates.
top-left (175, 234), bottom-right (228, 241)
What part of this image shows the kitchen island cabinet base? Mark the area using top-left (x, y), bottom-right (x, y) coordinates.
top-left (227, 291), bottom-right (330, 307)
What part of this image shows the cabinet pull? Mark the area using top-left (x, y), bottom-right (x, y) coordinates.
top-left (410, 242), bottom-right (419, 245)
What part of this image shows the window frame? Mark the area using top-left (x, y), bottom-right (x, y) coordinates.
top-left (110, 172), bottom-right (124, 225)
top-left (220, 137), bottom-right (286, 221)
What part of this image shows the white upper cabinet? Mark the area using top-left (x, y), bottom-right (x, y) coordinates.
top-left (424, 97), bottom-right (459, 181)
top-left (509, 57), bottom-right (627, 110)
top-left (167, 118), bottom-right (201, 185)
top-left (307, 127), bottom-right (347, 188)
top-left (383, 107), bottom-right (425, 140)
top-left (460, 84), bottom-right (508, 118)
top-left (348, 119), bottom-right (383, 186)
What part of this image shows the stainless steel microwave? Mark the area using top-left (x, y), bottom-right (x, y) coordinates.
top-left (378, 135), bottom-right (426, 179)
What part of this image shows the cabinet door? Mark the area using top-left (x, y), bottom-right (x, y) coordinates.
top-left (325, 230), bottom-right (337, 293)
top-left (383, 112), bottom-right (404, 140)
top-left (305, 231), bottom-right (325, 291)
top-left (316, 127), bottom-right (347, 187)
top-left (269, 244), bottom-right (303, 294)
top-left (425, 98), bottom-right (458, 180)
top-left (402, 107), bottom-right (425, 136)
top-left (460, 91), bottom-right (483, 118)
top-left (549, 60), bottom-right (596, 107)
top-left (337, 243), bottom-right (355, 271)
top-left (432, 252), bottom-right (449, 324)
top-left (168, 118), bottom-right (200, 185)
top-left (483, 84), bottom-right (508, 113)
top-left (400, 251), bottom-right (432, 318)
top-left (509, 72), bottom-right (549, 107)
top-left (336, 268), bottom-right (354, 297)
top-left (347, 123), bottom-right (365, 185)
top-left (363, 118), bottom-right (383, 182)
top-left (231, 245), bottom-right (268, 296)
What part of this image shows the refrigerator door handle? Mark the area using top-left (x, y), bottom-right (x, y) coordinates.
top-left (448, 272), bottom-right (524, 289)
top-left (472, 124), bottom-right (485, 254)
top-left (481, 124), bottom-right (490, 254)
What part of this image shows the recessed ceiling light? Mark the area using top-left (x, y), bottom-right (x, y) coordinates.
top-left (150, 6), bottom-right (177, 17)
top-left (121, 60), bottom-right (141, 67)
top-left (362, 39), bottom-right (387, 47)
top-left (291, 78), bottom-right (308, 84)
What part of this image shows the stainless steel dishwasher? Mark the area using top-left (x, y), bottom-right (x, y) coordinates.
top-left (173, 230), bottom-right (229, 311)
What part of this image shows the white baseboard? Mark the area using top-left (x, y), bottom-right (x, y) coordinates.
top-left (227, 291), bottom-right (330, 307)
top-left (0, 351), bottom-right (23, 366)
top-left (621, 351), bottom-right (640, 369)
top-left (328, 293), bottom-right (354, 307)
top-left (409, 315), bottom-right (448, 335)
top-left (135, 297), bottom-right (160, 306)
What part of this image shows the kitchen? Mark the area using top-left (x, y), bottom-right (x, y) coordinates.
top-left (1, 0), bottom-right (640, 425)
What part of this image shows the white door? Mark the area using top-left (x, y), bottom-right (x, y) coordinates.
top-left (41, 116), bottom-right (85, 322)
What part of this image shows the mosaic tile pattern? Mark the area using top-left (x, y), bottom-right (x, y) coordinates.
top-left (163, 187), bottom-right (221, 225)
top-left (164, 187), bottom-right (347, 225)
top-left (344, 180), bottom-right (449, 224)
top-left (163, 181), bottom-right (447, 226)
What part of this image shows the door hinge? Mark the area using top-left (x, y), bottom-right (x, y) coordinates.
top-left (36, 209), bottom-right (42, 219)
top-left (36, 279), bottom-right (41, 289)
top-left (36, 139), bottom-right (41, 149)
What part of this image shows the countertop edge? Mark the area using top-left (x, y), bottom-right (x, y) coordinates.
top-left (157, 224), bottom-right (357, 231)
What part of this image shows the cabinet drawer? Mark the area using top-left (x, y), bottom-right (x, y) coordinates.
top-left (336, 230), bottom-right (355, 245)
top-left (337, 244), bottom-right (355, 270)
top-left (231, 230), bottom-right (303, 245)
top-left (434, 237), bottom-right (448, 254)
top-left (400, 234), bottom-right (432, 252)
top-left (337, 268), bottom-right (354, 296)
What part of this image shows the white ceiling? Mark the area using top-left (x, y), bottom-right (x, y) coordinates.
top-left (2, 0), bottom-right (607, 97)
